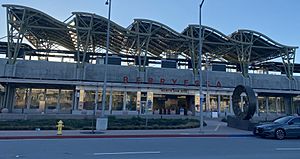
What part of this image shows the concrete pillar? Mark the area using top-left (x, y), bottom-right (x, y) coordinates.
top-left (123, 91), bottom-right (127, 112)
top-left (217, 95), bottom-right (221, 114)
top-left (266, 97), bottom-right (269, 115)
top-left (72, 89), bottom-right (79, 110)
top-left (284, 96), bottom-right (292, 115)
top-left (57, 89), bottom-right (62, 111)
top-left (0, 95), bottom-right (3, 109)
top-left (275, 97), bottom-right (279, 114)
top-left (195, 94), bottom-right (200, 112)
top-left (94, 87), bottom-right (99, 115)
top-left (3, 85), bottom-right (16, 113)
top-left (136, 91), bottom-right (141, 114)
top-left (78, 89), bottom-right (85, 110)
top-left (109, 89), bottom-right (113, 114)
top-left (229, 95), bottom-right (233, 114)
top-left (40, 89), bottom-right (46, 113)
top-left (205, 93), bottom-right (210, 112)
top-left (26, 88), bottom-right (32, 110)
top-left (256, 97), bottom-right (259, 116)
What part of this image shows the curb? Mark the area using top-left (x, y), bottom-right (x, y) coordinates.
top-left (0, 134), bottom-right (254, 140)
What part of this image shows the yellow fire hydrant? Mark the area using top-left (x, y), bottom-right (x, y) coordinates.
top-left (56, 120), bottom-right (64, 135)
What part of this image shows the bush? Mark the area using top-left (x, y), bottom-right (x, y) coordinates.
top-left (221, 118), bottom-right (227, 123)
top-left (0, 117), bottom-right (205, 130)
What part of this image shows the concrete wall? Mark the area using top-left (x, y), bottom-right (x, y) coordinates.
top-left (0, 59), bottom-right (299, 92)
top-left (85, 64), bottom-right (139, 82)
top-left (0, 59), bottom-right (7, 76)
top-left (250, 74), bottom-right (290, 90)
top-left (15, 60), bottom-right (77, 80)
top-left (205, 71), bottom-right (244, 88)
top-left (146, 67), bottom-right (194, 85)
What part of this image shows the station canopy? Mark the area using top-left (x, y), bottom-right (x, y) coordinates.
top-left (2, 4), bottom-right (297, 64)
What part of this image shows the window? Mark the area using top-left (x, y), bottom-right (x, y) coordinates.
top-left (30, 89), bottom-right (45, 109)
top-left (45, 89), bottom-right (58, 110)
top-left (268, 97), bottom-right (276, 113)
top-left (291, 118), bottom-right (300, 125)
top-left (14, 88), bottom-right (27, 109)
top-left (258, 96), bottom-right (266, 113)
top-left (60, 90), bottom-right (73, 112)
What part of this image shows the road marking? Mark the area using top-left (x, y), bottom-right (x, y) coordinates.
top-left (179, 133), bottom-right (191, 135)
top-left (276, 148), bottom-right (300, 151)
top-left (214, 124), bottom-right (221, 131)
top-left (93, 151), bottom-right (161, 155)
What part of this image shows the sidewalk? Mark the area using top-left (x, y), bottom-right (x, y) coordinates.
top-left (0, 119), bottom-right (253, 139)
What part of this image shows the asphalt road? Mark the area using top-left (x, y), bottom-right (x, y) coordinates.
top-left (0, 137), bottom-right (300, 159)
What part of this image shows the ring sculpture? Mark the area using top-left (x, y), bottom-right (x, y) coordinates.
top-left (232, 85), bottom-right (256, 120)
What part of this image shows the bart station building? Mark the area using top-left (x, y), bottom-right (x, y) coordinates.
top-left (0, 4), bottom-right (299, 118)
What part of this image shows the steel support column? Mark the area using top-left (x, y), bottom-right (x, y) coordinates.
top-left (281, 48), bottom-right (296, 79)
top-left (74, 13), bottom-right (94, 67)
top-left (284, 96), bottom-right (292, 115)
top-left (3, 85), bottom-right (16, 113)
top-left (236, 44), bottom-right (252, 78)
top-left (6, 7), bottom-right (28, 64)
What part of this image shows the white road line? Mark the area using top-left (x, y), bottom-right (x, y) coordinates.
top-left (276, 148), bottom-right (300, 151)
top-left (179, 133), bottom-right (191, 135)
top-left (214, 124), bottom-right (221, 131)
top-left (93, 151), bottom-right (161, 155)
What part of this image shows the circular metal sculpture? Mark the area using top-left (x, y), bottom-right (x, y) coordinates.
top-left (232, 85), bottom-right (256, 120)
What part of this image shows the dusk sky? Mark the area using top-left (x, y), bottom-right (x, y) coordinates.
top-left (0, 0), bottom-right (299, 61)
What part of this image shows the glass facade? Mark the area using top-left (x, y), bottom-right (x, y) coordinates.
top-left (126, 92), bottom-right (137, 111)
top-left (60, 90), bottom-right (73, 112)
top-left (220, 96), bottom-right (230, 113)
top-left (277, 97), bottom-right (285, 114)
top-left (83, 90), bottom-right (95, 110)
top-left (30, 89), bottom-right (45, 110)
top-left (11, 86), bottom-right (291, 116)
top-left (258, 96), bottom-right (266, 113)
top-left (209, 95), bottom-right (218, 112)
top-left (14, 88), bottom-right (27, 109)
top-left (13, 88), bottom-right (73, 113)
top-left (257, 96), bottom-right (286, 114)
top-left (268, 97), bottom-right (277, 113)
top-left (98, 91), bottom-right (110, 110)
top-left (45, 89), bottom-right (58, 110)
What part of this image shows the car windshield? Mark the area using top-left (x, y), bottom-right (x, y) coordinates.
top-left (273, 116), bottom-right (293, 124)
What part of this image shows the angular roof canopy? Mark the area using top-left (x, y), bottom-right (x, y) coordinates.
top-left (3, 4), bottom-right (75, 50)
top-left (2, 4), bottom-right (297, 64)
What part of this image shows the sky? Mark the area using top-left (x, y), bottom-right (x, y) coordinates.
top-left (0, 0), bottom-right (300, 61)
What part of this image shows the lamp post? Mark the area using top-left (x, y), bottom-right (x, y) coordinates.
top-left (198, 0), bottom-right (205, 132)
top-left (101, 0), bottom-right (112, 117)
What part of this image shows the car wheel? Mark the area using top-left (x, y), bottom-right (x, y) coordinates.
top-left (275, 129), bottom-right (285, 140)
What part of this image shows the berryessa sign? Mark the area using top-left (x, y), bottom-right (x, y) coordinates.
top-left (123, 76), bottom-right (222, 87)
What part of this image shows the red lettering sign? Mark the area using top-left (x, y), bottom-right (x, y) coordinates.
top-left (122, 76), bottom-right (223, 87)
top-left (216, 81), bottom-right (222, 87)
top-left (123, 76), bottom-right (128, 83)
top-left (136, 77), bottom-right (141, 84)
top-left (195, 80), bottom-right (200, 86)
top-left (148, 78), bottom-right (153, 84)
top-left (184, 80), bottom-right (189, 86)
top-left (172, 79), bottom-right (177, 84)
top-left (160, 78), bottom-right (165, 85)
top-left (206, 80), bottom-right (211, 87)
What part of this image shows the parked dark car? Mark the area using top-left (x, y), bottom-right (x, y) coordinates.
top-left (253, 116), bottom-right (300, 140)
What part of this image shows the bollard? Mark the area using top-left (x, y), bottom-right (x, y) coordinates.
top-left (56, 120), bottom-right (64, 135)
